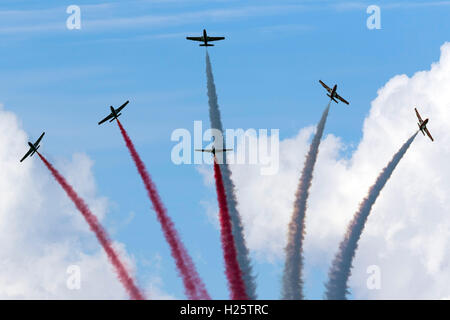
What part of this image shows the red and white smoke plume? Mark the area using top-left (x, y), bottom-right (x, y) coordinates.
top-left (116, 119), bottom-right (210, 300)
top-left (213, 158), bottom-right (248, 300)
top-left (37, 152), bottom-right (145, 300)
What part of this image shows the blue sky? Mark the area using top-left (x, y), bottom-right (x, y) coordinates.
top-left (1, 0), bottom-right (450, 299)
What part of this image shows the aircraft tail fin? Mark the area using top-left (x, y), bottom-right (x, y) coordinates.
top-left (200, 44), bottom-right (214, 47)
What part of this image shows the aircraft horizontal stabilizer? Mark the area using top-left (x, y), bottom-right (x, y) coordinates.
top-left (327, 94), bottom-right (338, 103)
top-left (31, 145), bottom-right (40, 156)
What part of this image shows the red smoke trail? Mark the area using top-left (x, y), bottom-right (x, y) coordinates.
top-left (37, 152), bottom-right (145, 300)
top-left (213, 158), bottom-right (249, 300)
top-left (116, 119), bottom-right (210, 300)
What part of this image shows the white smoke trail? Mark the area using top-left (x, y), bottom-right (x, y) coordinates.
top-left (324, 132), bottom-right (419, 300)
top-left (281, 103), bottom-right (331, 300)
top-left (205, 52), bottom-right (257, 299)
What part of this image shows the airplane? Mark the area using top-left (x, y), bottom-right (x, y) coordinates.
top-left (20, 132), bottom-right (45, 162)
top-left (195, 146), bottom-right (233, 156)
top-left (319, 80), bottom-right (349, 105)
top-left (186, 29), bottom-right (225, 47)
top-left (415, 107), bottom-right (434, 141)
top-left (98, 100), bottom-right (129, 125)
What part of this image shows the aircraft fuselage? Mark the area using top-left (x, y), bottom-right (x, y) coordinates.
top-left (28, 141), bottom-right (39, 156)
top-left (110, 106), bottom-right (117, 117)
top-left (327, 84), bottom-right (338, 103)
top-left (331, 85), bottom-right (337, 98)
top-left (200, 29), bottom-right (214, 46)
top-left (419, 118), bottom-right (429, 131)
top-left (109, 106), bottom-right (122, 122)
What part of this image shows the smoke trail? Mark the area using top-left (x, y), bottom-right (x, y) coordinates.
top-left (116, 119), bottom-right (210, 300)
top-left (37, 152), bottom-right (145, 300)
top-left (206, 52), bottom-right (257, 299)
top-left (282, 102), bottom-right (331, 300)
top-left (324, 132), bottom-right (418, 300)
top-left (213, 159), bottom-right (249, 300)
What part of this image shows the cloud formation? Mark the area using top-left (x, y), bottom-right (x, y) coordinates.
top-left (0, 106), bottom-right (166, 299)
top-left (226, 42), bottom-right (450, 299)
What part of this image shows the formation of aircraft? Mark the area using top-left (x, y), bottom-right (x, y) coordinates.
top-left (415, 107), bottom-right (434, 142)
top-left (319, 80), bottom-right (349, 105)
top-left (195, 147), bottom-right (233, 156)
top-left (98, 100), bottom-right (130, 125)
top-left (20, 132), bottom-right (45, 162)
top-left (22, 105), bottom-right (434, 163)
top-left (186, 29), bottom-right (225, 47)
top-left (19, 33), bottom-right (436, 165)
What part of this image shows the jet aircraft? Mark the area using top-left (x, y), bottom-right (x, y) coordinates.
top-left (98, 101), bottom-right (129, 125)
top-left (415, 107), bottom-right (434, 141)
top-left (20, 132), bottom-right (45, 162)
top-left (195, 147), bottom-right (233, 156)
top-left (186, 29), bottom-right (225, 47)
top-left (319, 80), bottom-right (349, 105)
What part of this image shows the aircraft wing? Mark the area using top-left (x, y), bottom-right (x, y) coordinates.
top-left (34, 132), bottom-right (45, 146)
top-left (335, 93), bottom-right (349, 105)
top-left (415, 108), bottom-right (423, 123)
top-left (207, 36), bottom-right (225, 42)
top-left (116, 100), bottom-right (129, 113)
top-left (195, 149), bottom-right (213, 153)
top-left (98, 113), bottom-right (113, 125)
top-left (20, 148), bottom-right (33, 162)
top-left (216, 149), bottom-right (233, 153)
top-left (424, 127), bottom-right (434, 141)
top-left (186, 37), bottom-right (204, 42)
top-left (319, 80), bottom-right (332, 93)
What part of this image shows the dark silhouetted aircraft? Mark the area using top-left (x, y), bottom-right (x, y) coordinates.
top-left (20, 132), bottom-right (45, 162)
top-left (195, 147), bottom-right (233, 156)
top-left (98, 101), bottom-right (129, 125)
top-left (186, 29), bottom-right (225, 47)
top-left (415, 107), bottom-right (434, 141)
top-left (319, 80), bottom-right (349, 105)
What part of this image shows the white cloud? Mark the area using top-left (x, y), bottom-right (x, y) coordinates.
top-left (206, 42), bottom-right (450, 299)
top-left (0, 106), bottom-right (168, 299)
